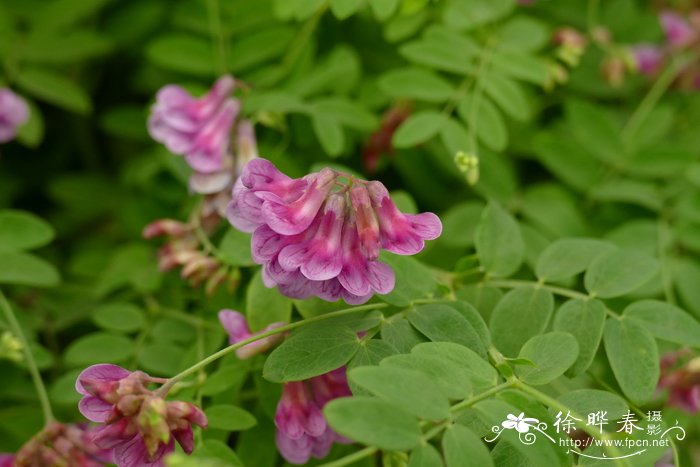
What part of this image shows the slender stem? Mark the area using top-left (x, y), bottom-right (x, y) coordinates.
top-left (485, 279), bottom-right (588, 300)
top-left (0, 290), bottom-right (54, 424)
top-left (157, 303), bottom-right (388, 395)
top-left (319, 446), bottom-right (377, 467)
top-left (450, 381), bottom-right (513, 413)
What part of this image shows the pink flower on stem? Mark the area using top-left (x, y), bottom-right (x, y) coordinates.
top-left (658, 351), bottom-right (700, 413)
top-left (631, 45), bottom-right (665, 76)
top-left (227, 158), bottom-right (442, 304)
top-left (0, 88), bottom-right (29, 144)
top-left (217, 309), bottom-right (285, 359)
top-left (148, 75), bottom-right (238, 174)
top-left (274, 368), bottom-right (352, 464)
top-left (660, 10), bottom-right (697, 48)
top-left (76, 364), bottom-right (207, 467)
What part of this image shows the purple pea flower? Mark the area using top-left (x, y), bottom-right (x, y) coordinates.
top-left (227, 158), bottom-right (441, 304)
top-left (274, 368), bottom-right (352, 464)
top-left (148, 75), bottom-right (238, 174)
top-left (76, 364), bottom-right (207, 467)
top-left (658, 351), bottom-right (700, 413)
top-left (631, 44), bottom-right (664, 76)
top-left (0, 88), bottom-right (29, 144)
top-left (218, 309), bottom-right (285, 359)
top-left (660, 10), bottom-right (697, 48)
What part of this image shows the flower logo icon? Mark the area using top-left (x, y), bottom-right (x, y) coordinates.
top-left (502, 413), bottom-right (540, 433)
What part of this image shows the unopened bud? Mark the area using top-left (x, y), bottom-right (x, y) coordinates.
top-left (601, 56), bottom-right (626, 87)
top-left (143, 220), bottom-right (189, 239)
top-left (0, 331), bottom-right (23, 363)
top-left (454, 151), bottom-right (479, 186)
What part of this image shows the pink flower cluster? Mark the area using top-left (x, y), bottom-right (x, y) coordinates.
top-left (227, 158), bottom-right (442, 304)
top-left (0, 422), bottom-right (111, 467)
top-left (218, 309), bottom-right (285, 359)
top-left (0, 88), bottom-right (29, 144)
top-left (147, 75), bottom-right (259, 211)
top-left (76, 364), bottom-right (207, 467)
top-left (631, 10), bottom-right (700, 85)
top-left (658, 350), bottom-right (700, 413)
top-left (274, 368), bottom-right (352, 464)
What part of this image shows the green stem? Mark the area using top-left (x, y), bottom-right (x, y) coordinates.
top-left (157, 303), bottom-right (388, 395)
top-left (319, 446), bottom-right (377, 467)
top-left (0, 290), bottom-right (54, 424)
top-left (205, 0), bottom-right (228, 75)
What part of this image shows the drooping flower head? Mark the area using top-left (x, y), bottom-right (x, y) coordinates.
top-left (76, 364), bottom-right (207, 467)
top-left (658, 350), bottom-right (700, 413)
top-left (218, 309), bottom-right (285, 359)
top-left (148, 76), bottom-right (237, 174)
top-left (274, 368), bottom-right (352, 464)
top-left (631, 44), bottom-right (664, 76)
top-left (227, 159), bottom-right (441, 304)
top-left (0, 88), bottom-right (29, 144)
top-left (1, 422), bottom-right (111, 467)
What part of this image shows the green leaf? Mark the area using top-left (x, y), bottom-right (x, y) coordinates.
top-left (137, 342), bottom-right (187, 376)
top-left (92, 302), bottom-right (145, 333)
top-left (603, 318), bottom-right (659, 404)
top-left (475, 201), bottom-right (524, 278)
top-left (443, 0), bottom-right (515, 31)
top-left (440, 118), bottom-right (472, 156)
top-left (64, 332), bottom-right (133, 366)
top-left (446, 301), bottom-right (491, 347)
top-left (205, 405), bottom-right (257, 431)
top-left (246, 269), bottom-right (292, 331)
top-left (382, 352), bottom-right (473, 399)
top-left (490, 286), bottom-right (554, 357)
top-left (379, 252), bottom-right (437, 306)
top-left (23, 30), bottom-right (112, 64)
top-left (623, 300), bottom-right (700, 347)
top-left (229, 27), bottom-right (295, 73)
top-left (515, 332), bottom-right (579, 385)
top-left (482, 71), bottom-right (530, 121)
top-left (378, 67), bottom-right (455, 102)
top-left (380, 318), bottom-right (426, 353)
top-left (590, 179), bottom-right (662, 211)
top-left (349, 339), bottom-right (398, 368)
top-left (535, 238), bottom-right (615, 281)
top-left (497, 17), bottom-right (549, 52)
top-left (553, 299), bottom-right (606, 377)
top-left (263, 325), bottom-right (359, 382)
top-left (349, 366), bottom-right (450, 420)
top-left (311, 115), bottom-right (345, 156)
top-left (557, 389), bottom-right (628, 422)
top-left (393, 111), bottom-right (447, 148)
top-left (146, 34), bottom-right (214, 76)
top-left (310, 97), bottom-right (378, 131)
top-left (408, 444), bottom-right (444, 467)
top-left (0, 210), bottom-right (54, 252)
top-left (0, 252), bottom-right (60, 287)
top-left (532, 132), bottom-right (602, 192)
top-left (219, 228), bottom-right (254, 267)
top-left (440, 202), bottom-right (483, 248)
top-left (490, 51), bottom-right (548, 85)
top-left (31, 0), bottom-right (112, 32)
top-left (566, 100), bottom-right (625, 164)
top-left (407, 304), bottom-right (485, 355)
top-left (370, 0), bottom-right (400, 20)
top-left (16, 68), bottom-right (91, 114)
top-left (412, 342), bottom-right (497, 393)
top-left (199, 439), bottom-right (244, 466)
top-left (399, 39), bottom-right (474, 75)
top-left (330, 0), bottom-right (362, 19)
top-left (325, 397), bottom-right (422, 451)
top-left (584, 249), bottom-right (660, 298)
top-left (457, 95), bottom-right (508, 151)
top-left (442, 424), bottom-right (494, 467)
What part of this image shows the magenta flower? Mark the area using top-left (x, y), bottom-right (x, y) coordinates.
top-left (76, 364), bottom-right (207, 467)
top-left (0, 88), bottom-right (29, 144)
top-left (148, 75), bottom-right (238, 174)
top-left (218, 309), bottom-right (285, 359)
top-left (631, 45), bottom-right (664, 76)
top-left (227, 158), bottom-right (441, 304)
top-left (1, 422), bottom-right (112, 467)
top-left (274, 368), bottom-right (352, 464)
top-left (660, 10), bottom-right (697, 48)
top-left (658, 351), bottom-right (700, 413)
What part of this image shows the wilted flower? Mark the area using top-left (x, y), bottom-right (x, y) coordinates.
top-left (660, 10), bottom-right (697, 48)
top-left (274, 368), bottom-right (352, 464)
top-left (1, 422), bottom-right (111, 467)
top-left (227, 158), bottom-right (441, 304)
top-left (0, 88), bottom-right (29, 144)
top-left (218, 309), bottom-right (285, 359)
top-left (76, 364), bottom-right (207, 467)
top-left (362, 103), bottom-right (411, 174)
top-left (658, 351), bottom-right (700, 413)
